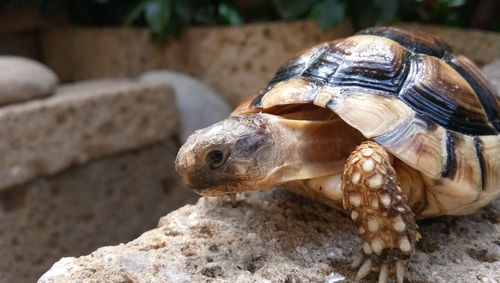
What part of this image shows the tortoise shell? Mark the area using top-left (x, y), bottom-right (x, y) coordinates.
top-left (233, 27), bottom-right (500, 216)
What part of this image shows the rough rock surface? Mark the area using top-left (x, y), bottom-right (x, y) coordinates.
top-left (140, 70), bottom-right (232, 142)
top-left (1, 139), bottom-right (198, 283)
top-left (39, 189), bottom-right (500, 283)
top-left (0, 56), bottom-right (58, 105)
top-left (482, 59), bottom-right (500, 95)
top-left (0, 79), bottom-right (177, 190)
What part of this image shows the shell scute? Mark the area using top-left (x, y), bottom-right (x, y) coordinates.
top-left (267, 43), bottom-right (331, 87)
top-left (326, 35), bottom-right (410, 94)
top-left (374, 114), bottom-right (445, 179)
top-left (399, 55), bottom-right (496, 135)
top-left (446, 55), bottom-right (500, 132)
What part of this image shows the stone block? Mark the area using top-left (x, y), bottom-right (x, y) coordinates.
top-left (183, 20), bottom-right (354, 106)
top-left (0, 56), bottom-right (59, 105)
top-left (38, 189), bottom-right (500, 283)
top-left (41, 20), bottom-right (354, 106)
top-left (0, 139), bottom-right (198, 283)
top-left (396, 24), bottom-right (500, 66)
top-left (0, 79), bottom-right (177, 190)
top-left (41, 28), bottom-right (183, 82)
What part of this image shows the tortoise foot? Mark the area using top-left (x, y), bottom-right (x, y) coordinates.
top-left (342, 141), bottom-right (420, 282)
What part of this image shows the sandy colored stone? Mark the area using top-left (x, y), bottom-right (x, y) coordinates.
top-left (0, 139), bottom-right (198, 283)
top-left (396, 24), bottom-right (500, 67)
top-left (0, 79), bottom-right (177, 190)
top-left (481, 59), bottom-right (500, 94)
top-left (38, 188), bottom-right (500, 283)
top-left (140, 70), bottom-right (232, 142)
top-left (0, 56), bottom-right (58, 105)
top-left (41, 28), bottom-right (183, 82)
top-left (184, 20), bottom-right (353, 106)
top-left (41, 20), bottom-right (354, 106)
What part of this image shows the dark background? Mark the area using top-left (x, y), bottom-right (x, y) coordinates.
top-left (2, 0), bottom-right (499, 41)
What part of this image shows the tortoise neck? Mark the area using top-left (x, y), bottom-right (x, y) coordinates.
top-left (267, 115), bottom-right (366, 184)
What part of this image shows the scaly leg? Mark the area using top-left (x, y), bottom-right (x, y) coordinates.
top-left (342, 141), bottom-right (420, 283)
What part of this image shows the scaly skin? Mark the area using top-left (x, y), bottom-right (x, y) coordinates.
top-left (342, 141), bottom-right (420, 283)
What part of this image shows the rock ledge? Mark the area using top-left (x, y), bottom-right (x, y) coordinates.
top-left (39, 189), bottom-right (500, 283)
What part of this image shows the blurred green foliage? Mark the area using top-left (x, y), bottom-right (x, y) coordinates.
top-left (2, 0), bottom-right (499, 41)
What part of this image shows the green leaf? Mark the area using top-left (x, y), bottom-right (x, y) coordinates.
top-left (218, 2), bottom-right (243, 25)
top-left (145, 0), bottom-right (171, 34)
top-left (272, 0), bottom-right (318, 20)
top-left (123, 1), bottom-right (147, 25)
top-left (312, 0), bottom-right (346, 30)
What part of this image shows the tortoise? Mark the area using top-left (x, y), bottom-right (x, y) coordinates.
top-left (175, 27), bottom-right (500, 282)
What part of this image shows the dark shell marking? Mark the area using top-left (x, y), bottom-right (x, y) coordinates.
top-left (472, 136), bottom-right (486, 189)
top-left (442, 130), bottom-right (457, 178)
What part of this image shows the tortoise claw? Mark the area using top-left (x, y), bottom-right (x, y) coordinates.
top-left (396, 260), bottom-right (406, 283)
top-left (351, 254), bottom-right (364, 269)
top-left (378, 263), bottom-right (389, 283)
top-left (352, 255), bottom-right (409, 283)
top-left (355, 258), bottom-right (372, 281)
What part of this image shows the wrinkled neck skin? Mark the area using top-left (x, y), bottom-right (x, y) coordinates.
top-left (245, 114), bottom-right (365, 192)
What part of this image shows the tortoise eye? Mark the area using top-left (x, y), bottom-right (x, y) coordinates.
top-left (204, 147), bottom-right (228, 169)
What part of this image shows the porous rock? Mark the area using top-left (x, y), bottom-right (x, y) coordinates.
top-left (39, 189), bottom-right (500, 283)
top-left (183, 20), bottom-right (354, 106)
top-left (139, 70), bottom-right (232, 142)
top-left (0, 79), bottom-right (177, 190)
top-left (481, 58), bottom-right (500, 94)
top-left (0, 139), bottom-right (198, 283)
top-left (0, 56), bottom-right (58, 105)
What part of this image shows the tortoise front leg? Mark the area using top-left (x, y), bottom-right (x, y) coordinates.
top-left (342, 141), bottom-right (420, 283)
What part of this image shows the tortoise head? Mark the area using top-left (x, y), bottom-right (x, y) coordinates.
top-left (175, 113), bottom-right (280, 196)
